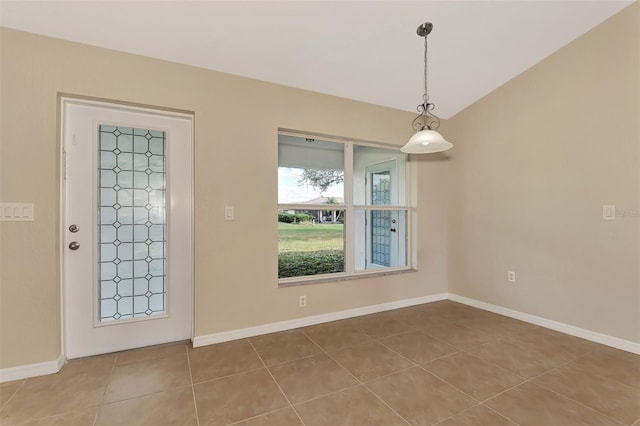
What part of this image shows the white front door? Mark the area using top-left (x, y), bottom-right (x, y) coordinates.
top-left (61, 98), bottom-right (193, 359)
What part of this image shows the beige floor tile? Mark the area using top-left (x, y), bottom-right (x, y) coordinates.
top-left (330, 340), bottom-right (414, 382)
top-left (250, 330), bottom-right (321, 366)
top-left (485, 382), bottom-right (620, 426)
top-left (436, 404), bottom-right (517, 426)
top-left (115, 341), bottom-right (187, 366)
top-left (381, 330), bottom-right (459, 364)
top-left (466, 339), bottom-right (563, 379)
top-left (385, 306), bottom-right (450, 329)
top-left (5, 303), bottom-right (638, 426)
top-left (415, 302), bottom-right (496, 324)
top-left (61, 354), bottom-right (116, 376)
top-left (294, 385), bottom-right (407, 426)
top-left (367, 367), bottom-right (476, 425)
top-left (534, 363), bottom-right (640, 425)
top-left (96, 387), bottom-right (197, 426)
top-left (423, 352), bottom-right (524, 401)
top-left (302, 322), bottom-right (375, 352)
top-left (346, 313), bottom-right (411, 339)
top-left (571, 346), bottom-right (640, 389)
top-left (103, 354), bottom-right (191, 403)
top-left (269, 353), bottom-right (357, 404)
top-left (0, 370), bottom-right (110, 424)
top-left (506, 330), bottom-right (603, 362)
top-left (0, 379), bottom-right (25, 408)
top-left (455, 316), bottom-right (538, 340)
top-left (188, 339), bottom-right (263, 383)
top-left (421, 324), bottom-right (496, 349)
top-left (430, 307), bottom-right (495, 324)
top-left (194, 368), bottom-right (288, 426)
top-left (231, 408), bottom-right (303, 426)
top-left (13, 407), bottom-right (98, 426)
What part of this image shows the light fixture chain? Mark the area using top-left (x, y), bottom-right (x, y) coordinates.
top-left (423, 32), bottom-right (429, 102)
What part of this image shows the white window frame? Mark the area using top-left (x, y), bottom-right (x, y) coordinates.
top-left (278, 130), bottom-right (414, 286)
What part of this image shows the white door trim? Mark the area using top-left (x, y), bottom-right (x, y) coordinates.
top-left (59, 96), bottom-right (194, 360)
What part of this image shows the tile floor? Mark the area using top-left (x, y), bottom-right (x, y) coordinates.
top-left (1, 301), bottom-right (639, 426)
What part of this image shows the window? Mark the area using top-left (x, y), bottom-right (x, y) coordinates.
top-left (278, 132), bottom-right (411, 284)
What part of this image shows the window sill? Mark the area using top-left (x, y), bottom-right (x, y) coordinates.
top-left (278, 268), bottom-right (418, 288)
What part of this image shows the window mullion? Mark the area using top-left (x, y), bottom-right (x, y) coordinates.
top-left (344, 141), bottom-right (354, 275)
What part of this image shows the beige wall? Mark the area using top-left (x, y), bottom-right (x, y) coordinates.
top-left (445, 3), bottom-right (639, 343)
top-left (0, 28), bottom-right (449, 368)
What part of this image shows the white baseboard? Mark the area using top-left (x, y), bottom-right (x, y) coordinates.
top-left (6, 291), bottom-right (636, 382)
top-left (448, 293), bottom-right (640, 355)
top-left (193, 293), bottom-right (448, 347)
top-left (0, 353), bottom-right (65, 383)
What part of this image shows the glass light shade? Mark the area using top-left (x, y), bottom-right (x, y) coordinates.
top-left (401, 129), bottom-right (452, 154)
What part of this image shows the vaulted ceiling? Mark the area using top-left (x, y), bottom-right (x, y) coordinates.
top-left (1, 1), bottom-right (633, 118)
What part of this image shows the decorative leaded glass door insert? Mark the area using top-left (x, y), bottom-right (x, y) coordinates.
top-left (62, 98), bottom-right (193, 359)
top-left (98, 125), bottom-right (166, 321)
top-left (371, 170), bottom-right (391, 267)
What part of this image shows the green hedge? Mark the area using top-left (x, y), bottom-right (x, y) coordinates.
top-left (278, 212), bottom-right (313, 223)
top-left (278, 250), bottom-right (344, 278)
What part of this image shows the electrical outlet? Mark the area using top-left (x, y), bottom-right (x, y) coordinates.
top-left (299, 295), bottom-right (307, 308)
top-left (508, 271), bottom-right (516, 283)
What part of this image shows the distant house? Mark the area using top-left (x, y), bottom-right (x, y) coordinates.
top-left (298, 196), bottom-right (344, 223)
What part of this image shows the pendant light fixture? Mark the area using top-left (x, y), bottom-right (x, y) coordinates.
top-left (401, 22), bottom-right (453, 154)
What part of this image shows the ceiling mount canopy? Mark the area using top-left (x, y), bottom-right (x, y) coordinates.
top-left (401, 22), bottom-right (453, 155)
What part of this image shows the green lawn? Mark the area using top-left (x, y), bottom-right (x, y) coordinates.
top-left (278, 222), bottom-right (344, 278)
top-left (278, 222), bottom-right (344, 252)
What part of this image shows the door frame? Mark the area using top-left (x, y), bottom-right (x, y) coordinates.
top-left (59, 95), bottom-right (195, 361)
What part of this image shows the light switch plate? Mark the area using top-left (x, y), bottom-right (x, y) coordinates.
top-left (0, 203), bottom-right (34, 221)
top-left (224, 206), bottom-right (234, 221)
top-left (603, 205), bottom-right (616, 220)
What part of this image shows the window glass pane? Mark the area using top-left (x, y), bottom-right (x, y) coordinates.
top-left (278, 135), bottom-right (344, 204)
top-left (278, 209), bottom-right (345, 279)
top-left (354, 209), bottom-right (407, 271)
top-left (353, 145), bottom-right (406, 206)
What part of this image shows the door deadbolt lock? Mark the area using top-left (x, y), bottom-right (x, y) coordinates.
top-left (68, 241), bottom-right (80, 250)
top-left (391, 219), bottom-right (396, 224)
top-left (69, 224), bottom-right (79, 233)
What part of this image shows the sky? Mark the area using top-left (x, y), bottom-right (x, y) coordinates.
top-left (278, 167), bottom-right (343, 204)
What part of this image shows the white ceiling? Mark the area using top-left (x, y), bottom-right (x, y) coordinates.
top-left (0, 0), bottom-right (633, 118)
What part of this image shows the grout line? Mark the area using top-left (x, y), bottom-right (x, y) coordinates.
top-left (300, 328), bottom-right (413, 425)
top-left (190, 365), bottom-right (267, 386)
top-left (257, 352), bottom-right (322, 369)
top-left (92, 353), bottom-right (118, 426)
top-left (361, 386), bottom-right (412, 426)
top-left (529, 376), bottom-right (629, 426)
top-left (430, 403), bottom-right (485, 426)
top-left (299, 328), bottom-right (369, 384)
top-left (413, 363), bottom-right (482, 404)
top-left (224, 407), bottom-right (291, 426)
top-left (91, 405), bottom-right (101, 426)
top-left (247, 339), bottom-right (307, 426)
top-left (481, 403), bottom-right (523, 426)
top-left (0, 378), bottom-right (27, 414)
top-left (185, 344), bottom-right (200, 426)
top-left (286, 383), bottom-right (362, 407)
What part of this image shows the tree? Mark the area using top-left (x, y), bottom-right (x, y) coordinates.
top-left (298, 169), bottom-right (344, 194)
top-left (324, 196), bottom-right (343, 223)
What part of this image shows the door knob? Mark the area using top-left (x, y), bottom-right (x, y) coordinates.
top-left (390, 228), bottom-right (397, 232)
top-left (68, 241), bottom-right (80, 250)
